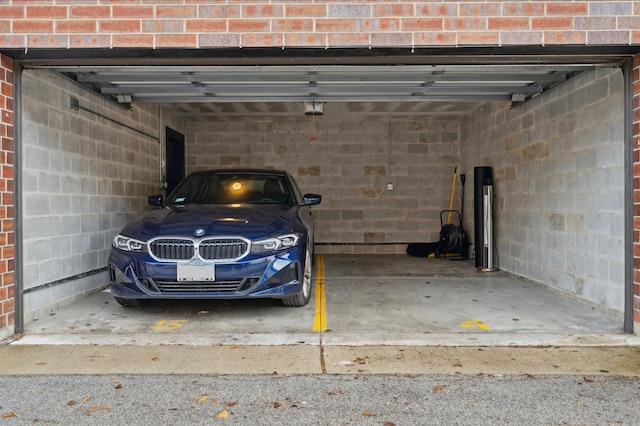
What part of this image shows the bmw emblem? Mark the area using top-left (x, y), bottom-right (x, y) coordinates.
top-left (194, 228), bottom-right (205, 237)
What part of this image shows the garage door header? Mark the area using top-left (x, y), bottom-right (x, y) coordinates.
top-left (52, 64), bottom-right (594, 106)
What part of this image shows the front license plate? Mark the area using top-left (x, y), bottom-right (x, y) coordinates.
top-left (177, 261), bottom-right (215, 281)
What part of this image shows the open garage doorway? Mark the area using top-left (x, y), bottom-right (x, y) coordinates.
top-left (9, 49), bottom-right (635, 340)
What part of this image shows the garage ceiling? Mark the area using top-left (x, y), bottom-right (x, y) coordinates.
top-left (55, 64), bottom-right (592, 121)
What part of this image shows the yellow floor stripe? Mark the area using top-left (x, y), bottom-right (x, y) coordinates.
top-left (460, 319), bottom-right (489, 330)
top-left (313, 254), bottom-right (326, 331)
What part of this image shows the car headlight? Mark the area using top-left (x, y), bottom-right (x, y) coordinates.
top-left (251, 233), bottom-right (300, 253)
top-left (113, 234), bottom-right (146, 252)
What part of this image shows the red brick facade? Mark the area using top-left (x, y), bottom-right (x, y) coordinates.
top-left (634, 55), bottom-right (640, 324)
top-left (0, 1), bottom-right (640, 332)
top-left (0, 2), bottom-right (639, 49)
top-left (0, 55), bottom-right (13, 333)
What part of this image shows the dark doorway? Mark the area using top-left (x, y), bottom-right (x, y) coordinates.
top-left (165, 127), bottom-right (185, 195)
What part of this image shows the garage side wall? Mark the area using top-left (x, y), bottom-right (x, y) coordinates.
top-left (20, 70), bottom-right (174, 321)
top-left (185, 120), bottom-right (459, 253)
top-left (461, 69), bottom-right (624, 313)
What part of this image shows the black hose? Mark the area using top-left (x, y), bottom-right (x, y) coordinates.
top-left (440, 224), bottom-right (465, 253)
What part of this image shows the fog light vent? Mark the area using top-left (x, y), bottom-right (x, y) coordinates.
top-left (283, 263), bottom-right (298, 284)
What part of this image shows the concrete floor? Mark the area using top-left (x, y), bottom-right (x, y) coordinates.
top-left (13, 254), bottom-right (638, 348)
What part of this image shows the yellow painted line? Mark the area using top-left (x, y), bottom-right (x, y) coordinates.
top-left (313, 254), bottom-right (327, 331)
top-left (460, 319), bottom-right (489, 330)
top-left (153, 319), bottom-right (188, 331)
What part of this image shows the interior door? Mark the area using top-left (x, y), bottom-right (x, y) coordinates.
top-left (165, 127), bottom-right (185, 195)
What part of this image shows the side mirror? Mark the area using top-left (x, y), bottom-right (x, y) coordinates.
top-left (147, 194), bottom-right (163, 207)
top-left (303, 193), bottom-right (322, 206)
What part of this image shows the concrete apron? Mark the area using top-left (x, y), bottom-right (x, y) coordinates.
top-left (2, 255), bottom-right (639, 376)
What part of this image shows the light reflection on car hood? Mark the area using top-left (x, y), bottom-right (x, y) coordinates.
top-left (120, 204), bottom-right (296, 241)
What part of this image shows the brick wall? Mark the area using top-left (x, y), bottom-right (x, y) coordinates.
top-left (0, 1), bottom-right (639, 49)
top-left (461, 68), bottom-right (625, 314)
top-left (0, 54), bottom-right (14, 338)
top-left (634, 54), bottom-right (640, 323)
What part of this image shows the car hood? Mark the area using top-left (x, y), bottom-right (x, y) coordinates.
top-left (120, 204), bottom-right (298, 241)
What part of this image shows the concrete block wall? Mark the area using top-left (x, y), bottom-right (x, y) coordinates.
top-left (186, 119), bottom-right (460, 254)
top-left (20, 70), bottom-right (177, 321)
top-left (460, 68), bottom-right (625, 313)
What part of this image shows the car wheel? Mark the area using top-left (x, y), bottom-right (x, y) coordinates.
top-left (113, 296), bottom-right (151, 308)
top-left (282, 244), bottom-right (313, 307)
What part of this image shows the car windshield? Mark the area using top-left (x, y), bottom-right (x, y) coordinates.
top-left (169, 173), bottom-right (291, 205)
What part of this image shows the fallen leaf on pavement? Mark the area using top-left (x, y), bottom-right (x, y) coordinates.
top-left (327, 388), bottom-right (343, 396)
top-left (85, 406), bottom-right (100, 415)
top-left (432, 384), bottom-right (448, 393)
top-left (218, 410), bottom-right (229, 418)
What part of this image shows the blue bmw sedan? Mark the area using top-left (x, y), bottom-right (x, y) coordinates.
top-left (108, 169), bottom-right (321, 307)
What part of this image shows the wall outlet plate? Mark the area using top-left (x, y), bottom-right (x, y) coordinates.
top-left (387, 183), bottom-right (394, 191)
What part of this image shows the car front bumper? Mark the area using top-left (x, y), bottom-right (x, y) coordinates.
top-left (109, 247), bottom-right (305, 300)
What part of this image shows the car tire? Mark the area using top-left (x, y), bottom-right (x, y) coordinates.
top-left (113, 296), bottom-right (151, 308)
top-left (310, 234), bottom-right (315, 266)
top-left (282, 244), bottom-right (313, 307)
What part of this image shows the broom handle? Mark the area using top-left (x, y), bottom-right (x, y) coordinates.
top-left (448, 167), bottom-right (457, 223)
top-left (460, 173), bottom-right (466, 225)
